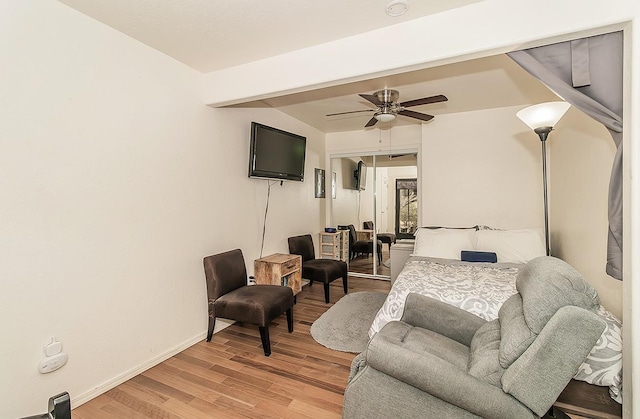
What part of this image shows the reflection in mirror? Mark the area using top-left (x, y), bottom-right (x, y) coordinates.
top-left (330, 154), bottom-right (417, 279)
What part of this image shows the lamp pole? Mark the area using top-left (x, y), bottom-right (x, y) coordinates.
top-left (516, 101), bottom-right (570, 258)
top-left (534, 126), bottom-right (552, 256)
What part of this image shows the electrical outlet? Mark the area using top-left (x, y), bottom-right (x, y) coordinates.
top-left (39, 353), bottom-right (68, 374)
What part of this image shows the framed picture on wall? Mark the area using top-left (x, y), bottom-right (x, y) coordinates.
top-left (315, 168), bottom-right (325, 198)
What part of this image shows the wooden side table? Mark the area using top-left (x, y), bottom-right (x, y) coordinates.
top-left (254, 253), bottom-right (302, 295)
top-left (553, 379), bottom-right (622, 419)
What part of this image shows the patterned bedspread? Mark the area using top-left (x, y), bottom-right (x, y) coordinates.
top-left (369, 256), bottom-right (521, 338)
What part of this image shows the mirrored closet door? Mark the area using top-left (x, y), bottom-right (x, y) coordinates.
top-left (329, 152), bottom-right (418, 279)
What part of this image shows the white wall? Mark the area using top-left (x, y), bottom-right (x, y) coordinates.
top-left (550, 108), bottom-right (623, 319)
top-left (331, 157), bottom-right (359, 227)
top-left (358, 165), bottom-right (375, 228)
top-left (422, 106), bottom-right (544, 229)
top-left (0, 2), bottom-right (324, 417)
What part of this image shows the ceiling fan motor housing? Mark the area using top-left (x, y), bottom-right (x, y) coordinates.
top-left (375, 89), bottom-right (399, 104)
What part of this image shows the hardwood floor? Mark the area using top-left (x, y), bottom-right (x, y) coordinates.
top-left (347, 247), bottom-right (391, 277)
top-left (70, 273), bottom-right (589, 419)
top-left (72, 276), bottom-right (391, 419)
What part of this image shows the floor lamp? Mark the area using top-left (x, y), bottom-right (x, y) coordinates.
top-left (516, 101), bottom-right (571, 256)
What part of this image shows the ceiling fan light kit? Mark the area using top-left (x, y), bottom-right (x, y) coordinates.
top-left (386, 0), bottom-right (409, 17)
top-left (327, 88), bottom-right (447, 128)
top-left (375, 112), bottom-right (396, 122)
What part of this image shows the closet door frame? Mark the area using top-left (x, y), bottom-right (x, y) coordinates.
top-left (328, 149), bottom-right (420, 280)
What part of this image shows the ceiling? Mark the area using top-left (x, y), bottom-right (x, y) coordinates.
top-left (58, 0), bottom-right (559, 133)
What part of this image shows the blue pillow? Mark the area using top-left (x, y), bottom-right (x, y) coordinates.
top-left (461, 250), bottom-right (497, 263)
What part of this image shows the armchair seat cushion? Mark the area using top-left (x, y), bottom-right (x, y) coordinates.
top-left (302, 259), bottom-right (347, 284)
top-left (377, 233), bottom-right (397, 245)
top-left (214, 284), bottom-right (294, 327)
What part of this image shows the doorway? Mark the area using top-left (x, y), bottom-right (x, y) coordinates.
top-left (330, 152), bottom-right (418, 279)
top-left (395, 178), bottom-right (418, 239)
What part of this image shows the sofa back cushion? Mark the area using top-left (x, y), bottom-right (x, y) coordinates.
top-left (498, 294), bottom-right (536, 368)
top-left (516, 256), bottom-right (600, 334)
top-left (468, 319), bottom-right (505, 387)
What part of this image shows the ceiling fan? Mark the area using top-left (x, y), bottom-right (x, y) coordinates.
top-left (326, 89), bottom-right (448, 128)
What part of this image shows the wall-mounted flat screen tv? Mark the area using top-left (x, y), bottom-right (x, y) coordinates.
top-left (248, 122), bottom-right (307, 181)
top-left (355, 160), bottom-right (367, 190)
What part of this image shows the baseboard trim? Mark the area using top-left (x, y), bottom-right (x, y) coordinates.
top-left (71, 319), bottom-right (234, 409)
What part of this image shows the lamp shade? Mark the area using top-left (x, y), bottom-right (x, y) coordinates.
top-left (516, 101), bottom-right (571, 130)
top-left (375, 112), bottom-right (396, 123)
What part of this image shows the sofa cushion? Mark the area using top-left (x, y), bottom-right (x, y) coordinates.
top-left (516, 256), bottom-right (600, 334)
top-left (375, 321), bottom-right (470, 371)
top-left (468, 319), bottom-right (505, 387)
top-left (498, 294), bottom-right (536, 368)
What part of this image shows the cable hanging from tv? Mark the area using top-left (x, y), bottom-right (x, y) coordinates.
top-left (259, 180), bottom-right (280, 258)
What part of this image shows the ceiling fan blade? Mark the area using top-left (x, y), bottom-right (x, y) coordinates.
top-left (359, 94), bottom-right (383, 106)
top-left (326, 109), bottom-right (374, 117)
top-left (400, 94), bottom-right (448, 108)
top-left (365, 116), bottom-right (378, 127)
top-left (398, 109), bottom-right (434, 122)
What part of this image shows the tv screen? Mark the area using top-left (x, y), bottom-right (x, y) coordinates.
top-left (355, 161), bottom-right (367, 190)
top-left (249, 122), bottom-right (306, 181)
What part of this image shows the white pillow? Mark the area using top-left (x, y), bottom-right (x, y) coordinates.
top-left (413, 228), bottom-right (477, 260)
top-left (476, 229), bottom-right (545, 264)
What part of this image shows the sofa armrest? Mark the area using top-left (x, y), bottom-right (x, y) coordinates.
top-left (400, 293), bottom-right (487, 347)
top-left (366, 328), bottom-right (535, 419)
top-left (501, 305), bottom-right (606, 417)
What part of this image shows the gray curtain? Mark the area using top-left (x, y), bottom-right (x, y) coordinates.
top-left (508, 31), bottom-right (623, 280)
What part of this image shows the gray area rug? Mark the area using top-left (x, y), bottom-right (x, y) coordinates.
top-left (310, 291), bottom-right (388, 353)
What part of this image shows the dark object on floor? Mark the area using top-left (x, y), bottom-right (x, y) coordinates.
top-left (288, 234), bottom-right (348, 304)
top-left (203, 249), bottom-right (294, 356)
top-left (343, 257), bottom-right (607, 418)
top-left (20, 392), bottom-right (71, 419)
top-left (347, 224), bottom-right (382, 264)
top-left (363, 221), bottom-right (397, 251)
top-left (543, 406), bottom-right (571, 418)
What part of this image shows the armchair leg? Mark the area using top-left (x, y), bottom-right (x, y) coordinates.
top-left (286, 307), bottom-right (294, 333)
top-left (259, 326), bottom-right (271, 356)
top-left (207, 316), bottom-right (216, 342)
top-left (343, 276), bottom-right (348, 294)
top-left (324, 283), bottom-right (330, 304)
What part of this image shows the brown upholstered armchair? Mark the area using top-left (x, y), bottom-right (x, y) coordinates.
top-left (203, 249), bottom-right (294, 356)
top-left (288, 234), bottom-right (348, 304)
top-left (347, 224), bottom-right (382, 264)
top-left (363, 221), bottom-right (397, 252)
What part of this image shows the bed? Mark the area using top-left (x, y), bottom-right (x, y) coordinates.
top-left (369, 227), bottom-right (623, 403)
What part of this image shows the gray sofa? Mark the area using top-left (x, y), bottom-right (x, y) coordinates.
top-left (343, 257), bottom-right (606, 418)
